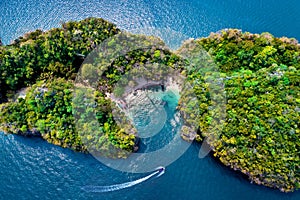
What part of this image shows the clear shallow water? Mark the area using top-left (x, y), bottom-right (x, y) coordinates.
top-left (1, 0), bottom-right (300, 199)
top-left (131, 89), bottom-right (181, 152)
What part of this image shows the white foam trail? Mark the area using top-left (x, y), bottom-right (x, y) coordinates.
top-left (82, 167), bottom-right (165, 193)
top-left (155, 170), bottom-right (165, 178)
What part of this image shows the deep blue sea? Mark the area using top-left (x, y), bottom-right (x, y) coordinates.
top-left (1, 0), bottom-right (300, 199)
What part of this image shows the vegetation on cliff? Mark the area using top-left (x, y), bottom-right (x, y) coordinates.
top-left (179, 29), bottom-right (299, 192)
top-left (0, 18), bottom-right (184, 158)
top-left (0, 18), bottom-right (299, 191)
top-left (0, 17), bottom-right (120, 102)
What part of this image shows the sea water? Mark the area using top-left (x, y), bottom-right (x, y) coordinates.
top-left (129, 88), bottom-right (181, 152)
top-left (1, 86), bottom-right (299, 199)
top-left (0, 0), bottom-right (299, 46)
top-left (1, 0), bottom-right (300, 199)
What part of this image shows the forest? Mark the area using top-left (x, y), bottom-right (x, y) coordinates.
top-left (0, 19), bottom-right (299, 191)
top-left (179, 29), bottom-right (300, 192)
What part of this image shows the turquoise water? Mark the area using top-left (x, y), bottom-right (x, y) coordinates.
top-left (1, 0), bottom-right (300, 199)
top-left (130, 88), bottom-right (181, 152)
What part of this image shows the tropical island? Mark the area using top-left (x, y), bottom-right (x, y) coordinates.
top-left (0, 18), bottom-right (299, 192)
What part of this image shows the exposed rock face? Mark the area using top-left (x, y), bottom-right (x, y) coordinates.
top-left (180, 125), bottom-right (196, 142)
top-left (18, 128), bottom-right (41, 137)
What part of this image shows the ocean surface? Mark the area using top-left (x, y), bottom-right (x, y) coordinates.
top-left (1, 0), bottom-right (300, 45)
top-left (1, 0), bottom-right (300, 199)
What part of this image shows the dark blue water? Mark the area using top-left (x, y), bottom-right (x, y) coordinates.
top-left (1, 132), bottom-right (299, 200)
top-left (0, 0), bottom-right (299, 45)
top-left (1, 0), bottom-right (300, 199)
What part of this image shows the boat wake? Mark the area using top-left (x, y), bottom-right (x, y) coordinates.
top-left (82, 166), bottom-right (165, 193)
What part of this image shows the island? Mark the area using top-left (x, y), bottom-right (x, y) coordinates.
top-left (0, 18), bottom-right (299, 192)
